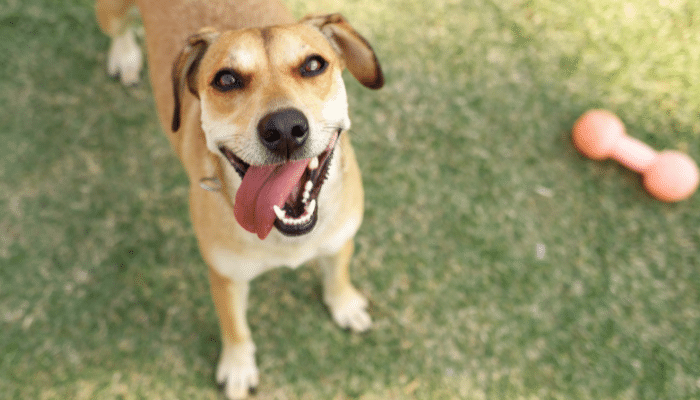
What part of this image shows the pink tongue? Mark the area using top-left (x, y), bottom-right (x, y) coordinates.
top-left (234, 158), bottom-right (311, 240)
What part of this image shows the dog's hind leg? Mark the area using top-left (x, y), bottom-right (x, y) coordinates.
top-left (320, 239), bottom-right (371, 332)
top-left (95, 0), bottom-right (142, 86)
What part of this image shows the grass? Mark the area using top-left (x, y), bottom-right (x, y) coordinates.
top-left (1, 0), bottom-right (700, 399)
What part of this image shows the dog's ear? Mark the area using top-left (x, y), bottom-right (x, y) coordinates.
top-left (172, 27), bottom-right (220, 132)
top-left (301, 14), bottom-right (384, 90)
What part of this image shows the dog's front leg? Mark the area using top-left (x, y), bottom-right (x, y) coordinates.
top-left (208, 267), bottom-right (258, 399)
top-left (319, 240), bottom-right (372, 332)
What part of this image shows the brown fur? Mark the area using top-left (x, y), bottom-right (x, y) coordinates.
top-left (96, 1), bottom-right (382, 398)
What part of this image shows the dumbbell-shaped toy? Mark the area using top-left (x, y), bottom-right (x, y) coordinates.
top-left (572, 109), bottom-right (699, 202)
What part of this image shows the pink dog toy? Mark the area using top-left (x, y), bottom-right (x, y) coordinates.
top-left (572, 109), bottom-right (699, 202)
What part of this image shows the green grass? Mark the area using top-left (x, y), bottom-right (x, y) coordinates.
top-left (2, 0), bottom-right (700, 399)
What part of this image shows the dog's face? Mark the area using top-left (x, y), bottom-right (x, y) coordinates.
top-left (172, 15), bottom-right (383, 240)
top-left (198, 25), bottom-right (350, 166)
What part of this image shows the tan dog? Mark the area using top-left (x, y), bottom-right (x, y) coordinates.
top-left (96, 0), bottom-right (383, 398)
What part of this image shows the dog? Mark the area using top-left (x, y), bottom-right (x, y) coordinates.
top-left (96, 0), bottom-right (383, 398)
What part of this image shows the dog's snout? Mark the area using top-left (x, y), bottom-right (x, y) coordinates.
top-left (258, 109), bottom-right (309, 158)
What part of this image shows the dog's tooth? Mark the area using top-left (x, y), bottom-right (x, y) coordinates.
top-left (302, 181), bottom-right (314, 203)
top-left (309, 156), bottom-right (319, 170)
top-left (275, 199), bottom-right (317, 227)
top-left (273, 205), bottom-right (286, 220)
top-left (307, 199), bottom-right (316, 217)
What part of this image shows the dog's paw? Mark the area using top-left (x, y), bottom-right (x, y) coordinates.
top-left (107, 29), bottom-right (142, 86)
top-left (325, 288), bottom-right (372, 332)
top-left (216, 341), bottom-right (259, 400)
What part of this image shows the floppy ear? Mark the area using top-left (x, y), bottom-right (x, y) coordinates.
top-left (301, 14), bottom-right (384, 90)
top-left (171, 27), bottom-right (220, 132)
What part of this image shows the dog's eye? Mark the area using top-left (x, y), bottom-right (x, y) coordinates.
top-left (300, 55), bottom-right (327, 77)
top-left (212, 70), bottom-right (244, 91)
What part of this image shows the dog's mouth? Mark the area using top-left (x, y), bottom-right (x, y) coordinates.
top-left (219, 130), bottom-right (340, 240)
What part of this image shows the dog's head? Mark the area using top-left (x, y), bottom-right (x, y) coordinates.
top-left (171, 14), bottom-right (383, 240)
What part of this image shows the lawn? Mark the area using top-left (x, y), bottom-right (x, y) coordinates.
top-left (1, 0), bottom-right (699, 399)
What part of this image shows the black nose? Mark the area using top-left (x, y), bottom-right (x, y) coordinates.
top-left (257, 108), bottom-right (309, 158)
